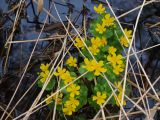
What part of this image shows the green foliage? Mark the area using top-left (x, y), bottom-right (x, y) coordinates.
top-left (37, 78), bottom-right (56, 91)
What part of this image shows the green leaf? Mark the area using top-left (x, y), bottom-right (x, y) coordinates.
top-left (70, 71), bottom-right (77, 77)
top-left (37, 78), bottom-right (56, 91)
top-left (77, 85), bottom-right (88, 109)
top-left (88, 98), bottom-right (99, 110)
top-left (81, 48), bottom-right (92, 60)
top-left (73, 115), bottom-right (86, 120)
top-left (45, 78), bottom-right (56, 91)
top-left (85, 72), bottom-right (95, 81)
top-left (105, 28), bottom-right (114, 38)
top-left (79, 65), bottom-right (87, 74)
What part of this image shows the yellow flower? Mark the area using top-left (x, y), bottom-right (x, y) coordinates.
top-left (45, 94), bottom-right (53, 105)
top-left (52, 93), bottom-right (63, 105)
top-left (95, 23), bottom-right (106, 34)
top-left (66, 56), bottom-right (77, 67)
top-left (39, 70), bottom-right (49, 83)
top-left (113, 64), bottom-right (124, 75)
top-left (89, 45), bottom-right (100, 55)
top-left (120, 36), bottom-right (129, 47)
top-left (91, 60), bottom-right (107, 76)
top-left (124, 28), bottom-right (132, 39)
top-left (120, 29), bottom-right (132, 47)
top-left (61, 71), bottom-right (74, 85)
top-left (114, 82), bottom-right (126, 106)
top-left (83, 58), bottom-right (95, 71)
top-left (108, 46), bottom-right (117, 55)
top-left (115, 92), bottom-right (126, 106)
top-left (83, 58), bottom-right (107, 76)
top-left (102, 14), bottom-right (114, 27)
top-left (63, 97), bottom-right (79, 115)
top-left (91, 37), bottom-right (101, 47)
top-left (93, 92), bottom-right (107, 106)
top-left (113, 65), bottom-right (124, 75)
top-left (94, 4), bottom-right (105, 14)
top-left (74, 37), bottom-right (85, 48)
top-left (65, 97), bottom-right (79, 109)
top-left (46, 93), bottom-right (63, 105)
top-left (107, 54), bottom-right (123, 66)
top-left (91, 37), bottom-right (107, 47)
top-left (40, 64), bottom-right (49, 71)
top-left (39, 63), bottom-right (50, 83)
top-left (54, 67), bottom-right (66, 77)
top-left (116, 92), bottom-right (126, 106)
top-left (63, 106), bottom-right (75, 116)
top-left (99, 37), bottom-right (107, 47)
top-left (67, 84), bottom-right (80, 97)
top-left (115, 81), bottom-right (123, 91)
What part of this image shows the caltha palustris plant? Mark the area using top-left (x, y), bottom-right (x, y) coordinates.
top-left (37, 3), bottom-right (132, 118)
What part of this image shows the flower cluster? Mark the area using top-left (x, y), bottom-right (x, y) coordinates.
top-left (94, 4), bottom-right (115, 35)
top-left (63, 83), bottom-right (80, 115)
top-left (63, 97), bottom-right (79, 115)
top-left (107, 52), bottom-right (124, 75)
top-left (54, 66), bottom-right (80, 115)
top-left (89, 37), bottom-right (107, 55)
top-left (37, 3), bottom-right (132, 118)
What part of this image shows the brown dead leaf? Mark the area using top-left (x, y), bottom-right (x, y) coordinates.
top-left (37, 0), bottom-right (43, 14)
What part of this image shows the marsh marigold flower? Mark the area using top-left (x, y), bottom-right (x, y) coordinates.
top-left (63, 97), bottom-right (79, 115)
top-left (74, 37), bottom-right (85, 48)
top-left (116, 92), bottom-right (126, 106)
top-left (83, 58), bottom-right (95, 71)
top-left (39, 70), bottom-right (49, 83)
top-left (113, 64), bottom-right (124, 75)
top-left (83, 58), bottom-right (107, 76)
top-left (93, 92), bottom-right (107, 106)
top-left (91, 37), bottom-right (107, 47)
top-left (107, 54), bottom-right (123, 66)
top-left (67, 84), bottom-right (80, 97)
top-left (95, 23), bottom-right (106, 34)
top-left (115, 81), bottom-right (123, 91)
top-left (99, 37), bottom-right (107, 47)
top-left (114, 82), bottom-right (126, 106)
top-left (45, 94), bottom-right (53, 105)
top-left (108, 46), bottom-right (117, 55)
top-left (102, 14), bottom-right (114, 27)
top-left (94, 4), bottom-right (105, 14)
top-left (120, 29), bottom-right (132, 47)
top-left (63, 105), bottom-right (75, 116)
top-left (91, 37), bottom-right (101, 47)
top-left (66, 56), bottom-right (77, 67)
top-left (39, 64), bottom-right (50, 83)
top-left (91, 60), bottom-right (107, 76)
top-left (52, 93), bottom-right (63, 105)
top-left (65, 97), bottom-right (79, 109)
top-left (40, 63), bottom-right (49, 71)
top-left (54, 67), bottom-right (66, 77)
top-left (89, 45), bottom-right (100, 55)
top-left (61, 71), bottom-right (75, 85)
